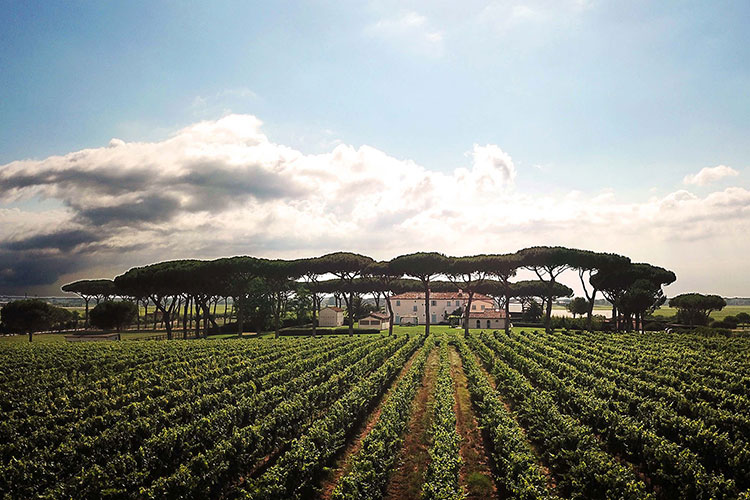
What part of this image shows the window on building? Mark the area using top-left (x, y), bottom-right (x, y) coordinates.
top-left (413, 305), bottom-right (417, 312)
top-left (396, 300), bottom-right (400, 306)
top-left (472, 305), bottom-right (476, 310)
top-left (476, 320), bottom-right (481, 328)
top-left (487, 320), bottom-right (491, 328)
top-left (481, 305), bottom-right (486, 310)
top-left (456, 300), bottom-right (460, 306)
top-left (447, 301), bottom-right (451, 306)
top-left (431, 314), bottom-right (436, 323)
top-left (431, 300), bottom-right (436, 306)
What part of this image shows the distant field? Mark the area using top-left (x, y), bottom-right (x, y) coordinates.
top-left (652, 304), bottom-right (750, 320)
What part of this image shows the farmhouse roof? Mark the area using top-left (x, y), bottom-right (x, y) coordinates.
top-left (390, 291), bottom-right (493, 301)
top-left (322, 306), bottom-right (344, 312)
top-left (366, 312), bottom-right (389, 320)
top-left (465, 309), bottom-right (507, 319)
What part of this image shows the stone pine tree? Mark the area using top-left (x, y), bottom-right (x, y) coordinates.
top-left (61, 279), bottom-right (117, 328)
top-left (446, 255), bottom-right (493, 335)
top-left (592, 263), bottom-right (676, 332)
top-left (389, 252), bottom-right (451, 336)
top-left (517, 246), bottom-right (578, 332)
top-left (483, 253), bottom-right (520, 334)
top-left (568, 249), bottom-right (630, 331)
top-left (669, 293), bottom-right (726, 326)
top-left (318, 252), bottom-right (375, 336)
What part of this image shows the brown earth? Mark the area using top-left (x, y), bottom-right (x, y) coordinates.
top-left (383, 346), bottom-right (440, 500)
top-left (448, 346), bottom-right (498, 499)
top-left (317, 346), bottom-right (423, 499)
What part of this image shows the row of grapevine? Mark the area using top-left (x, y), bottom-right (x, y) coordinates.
top-left (331, 336), bottom-right (433, 499)
top-left (454, 338), bottom-right (553, 499)
top-left (482, 331), bottom-right (738, 498)
top-left (422, 338), bottom-right (463, 500)
top-left (506, 330), bottom-right (750, 489)
top-left (0, 335), bottom-right (392, 499)
top-left (466, 333), bottom-right (651, 499)
top-left (238, 333), bottom-right (427, 499)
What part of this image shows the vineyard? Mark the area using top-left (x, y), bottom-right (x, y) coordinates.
top-left (1, 329), bottom-right (750, 499)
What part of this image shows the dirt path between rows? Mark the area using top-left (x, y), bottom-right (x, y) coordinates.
top-left (448, 346), bottom-right (499, 499)
top-left (382, 346), bottom-right (440, 500)
top-left (316, 345), bottom-right (423, 500)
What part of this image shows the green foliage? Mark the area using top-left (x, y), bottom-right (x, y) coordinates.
top-left (89, 300), bottom-right (138, 331)
top-left (422, 339), bottom-right (463, 500)
top-left (670, 293), bottom-right (727, 326)
top-left (0, 299), bottom-right (73, 334)
top-left (567, 297), bottom-right (589, 317)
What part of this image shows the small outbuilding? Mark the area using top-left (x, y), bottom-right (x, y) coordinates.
top-left (359, 312), bottom-right (390, 330)
top-left (319, 306), bottom-right (345, 327)
top-left (464, 309), bottom-right (507, 330)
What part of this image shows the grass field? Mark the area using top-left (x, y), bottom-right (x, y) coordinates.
top-left (651, 304), bottom-right (750, 320)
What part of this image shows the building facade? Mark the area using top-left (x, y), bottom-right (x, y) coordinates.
top-left (465, 309), bottom-right (507, 330)
top-left (319, 306), bottom-right (344, 327)
top-left (389, 291), bottom-right (494, 325)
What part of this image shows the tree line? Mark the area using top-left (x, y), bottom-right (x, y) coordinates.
top-left (52, 246), bottom-right (678, 340)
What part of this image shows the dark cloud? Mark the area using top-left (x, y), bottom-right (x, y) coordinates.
top-left (1, 229), bottom-right (103, 252)
top-left (73, 195), bottom-right (182, 226)
top-left (0, 251), bottom-right (86, 289)
top-left (177, 160), bottom-right (304, 211)
top-left (0, 164), bottom-right (153, 196)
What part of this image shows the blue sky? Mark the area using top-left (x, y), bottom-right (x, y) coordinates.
top-left (1, 1), bottom-right (749, 296)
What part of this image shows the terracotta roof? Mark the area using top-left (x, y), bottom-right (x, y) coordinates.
top-left (322, 306), bottom-right (344, 312)
top-left (465, 309), bottom-right (507, 319)
top-left (366, 312), bottom-right (389, 320)
top-left (390, 291), bottom-right (493, 301)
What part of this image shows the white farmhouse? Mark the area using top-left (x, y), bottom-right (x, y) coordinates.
top-left (389, 291), bottom-right (494, 325)
top-left (319, 306), bottom-right (344, 327)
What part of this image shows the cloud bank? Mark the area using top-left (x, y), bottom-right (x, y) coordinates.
top-left (1, 114), bottom-right (749, 295)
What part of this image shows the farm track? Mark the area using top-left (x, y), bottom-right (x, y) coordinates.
top-left (316, 342), bottom-right (423, 500)
top-left (383, 346), bottom-right (439, 500)
top-left (448, 345), bottom-right (498, 499)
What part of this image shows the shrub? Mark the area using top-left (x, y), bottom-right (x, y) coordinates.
top-left (0, 299), bottom-right (73, 336)
top-left (90, 301), bottom-right (138, 332)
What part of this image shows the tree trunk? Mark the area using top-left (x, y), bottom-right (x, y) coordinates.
top-left (463, 292), bottom-right (474, 336)
top-left (504, 293), bottom-right (511, 334)
top-left (28, 331), bottom-right (32, 342)
top-left (344, 292), bottom-right (354, 336)
top-left (586, 289), bottom-right (598, 332)
top-left (311, 294), bottom-right (318, 337)
top-left (223, 297), bottom-right (228, 326)
top-left (424, 283), bottom-right (431, 336)
top-left (386, 296), bottom-right (394, 336)
top-left (136, 298), bottom-right (141, 333)
top-left (274, 292), bottom-right (282, 338)
top-left (236, 296), bottom-right (244, 336)
top-left (84, 297), bottom-right (90, 328)
top-left (545, 289), bottom-right (553, 332)
top-left (183, 295), bottom-right (190, 339)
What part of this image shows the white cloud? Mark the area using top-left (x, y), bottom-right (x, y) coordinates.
top-left (2, 114), bottom-right (750, 295)
top-left (683, 165), bottom-right (739, 186)
top-left (365, 11), bottom-right (444, 57)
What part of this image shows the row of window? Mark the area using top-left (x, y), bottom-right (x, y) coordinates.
top-left (394, 300), bottom-right (486, 311)
top-left (395, 300), bottom-right (463, 307)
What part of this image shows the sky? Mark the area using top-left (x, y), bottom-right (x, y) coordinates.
top-left (1, 0), bottom-right (749, 297)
